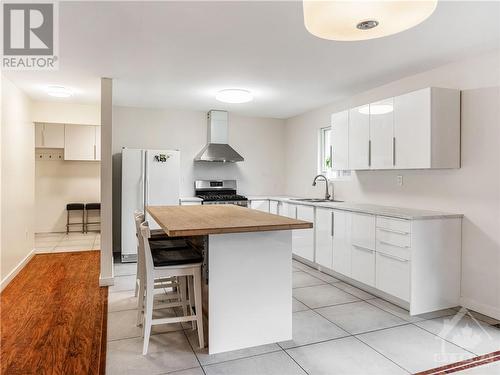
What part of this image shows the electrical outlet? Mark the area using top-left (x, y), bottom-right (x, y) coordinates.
top-left (397, 175), bottom-right (403, 186)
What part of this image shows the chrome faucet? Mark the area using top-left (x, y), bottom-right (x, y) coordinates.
top-left (312, 174), bottom-right (331, 200)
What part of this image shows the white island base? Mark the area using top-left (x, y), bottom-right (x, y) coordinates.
top-left (206, 230), bottom-right (292, 354)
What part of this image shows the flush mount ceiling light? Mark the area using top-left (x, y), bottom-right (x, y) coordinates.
top-left (216, 89), bottom-right (253, 104)
top-left (303, 0), bottom-right (438, 41)
top-left (359, 104), bottom-right (393, 115)
top-left (47, 86), bottom-right (73, 98)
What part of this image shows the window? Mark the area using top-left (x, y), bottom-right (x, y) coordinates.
top-left (318, 126), bottom-right (351, 180)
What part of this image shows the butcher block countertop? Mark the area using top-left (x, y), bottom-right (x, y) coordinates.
top-left (147, 205), bottom-right (313, 237)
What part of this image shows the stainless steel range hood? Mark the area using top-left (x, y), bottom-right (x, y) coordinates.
top-left (194, 110), bottom-right (244, 162)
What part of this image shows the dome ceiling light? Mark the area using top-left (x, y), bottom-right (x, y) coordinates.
top-left (47, 86), bottom-right (73, 98)
top-left (303, 0), bottom-right (438, 41)
top-left (216, 89), bottom-right (253, 104)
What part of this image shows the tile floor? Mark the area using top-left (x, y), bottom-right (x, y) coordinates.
top-left (107, 259), bottom-right (500, 375)
top-left (34, 231), bottom-right (100, 252)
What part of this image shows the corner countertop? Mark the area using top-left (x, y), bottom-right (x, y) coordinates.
top-left (147, 204), bottom-right (313, 237)
top-left (246, 196), bottom-right (463, 220)
top-left (179, 196), bottom-right (203, 202)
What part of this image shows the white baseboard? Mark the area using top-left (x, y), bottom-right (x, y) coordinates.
top-left (0, 248), bottom-right (36, 292)
top-left (460, 296), bottom-right (500, 321)
top-left (99, 275), bottom-right (114, 287)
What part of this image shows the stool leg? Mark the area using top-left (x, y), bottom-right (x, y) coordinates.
top-left (179, 276), bottom-right (188, 317)
top-left (193, 268), bottom-right (204, 348)
top-left (82, 209), bottom-right (85, 234)
top-left (66, 210), bottom-right (69, 234)
top-left (136, 278), bottom-right (144, 327)
top-left (188, 275), bottom-right (196, 330)
top-left (142, 284), bottom-right (154, 355)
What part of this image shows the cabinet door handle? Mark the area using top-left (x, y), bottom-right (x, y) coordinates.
top-left (368, 140), bottom-right (371, 167)
top-left (379, 251), bottom-right (409, 263)
top-left (377, 227), bottom-right (410, 235)
top-left (353, 244), bottom-right (374, 253)
top-left (331, 211), bottom-right (334, 237)
top-left (378, 240), bottom-right (410, 249)
top-left (392, 137), bottom-right (396, 166)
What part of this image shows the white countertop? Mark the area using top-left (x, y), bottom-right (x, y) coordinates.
top-left (246, 195), bottom-right (463, 220)
top-left (179, 196), bottom-right (203, 202)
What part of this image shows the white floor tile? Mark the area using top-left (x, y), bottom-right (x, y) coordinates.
top-left (34, 246), bottom-right (56, 253)
top-left (287, 336), bottom-right (407, 375)
top-left (279, 309), bottom-right (348, 349)
top-left (110, 275), bottom-right (138, 293)
top-left (416, 315), bottom-right (500, 355)
top-left (316, 301), bottom-right (408, 334)
top-left (108, 290), bottom-right (138, 313)
top-left (292, 271), bottom-right (325, 288)
top-left (302, 268), bottom-right (340, 283)
top-left (185, 329), bottom-right (281, 366)
top-left (114, 262), bottom-right (137, 277)
top-left (53, 245), bottom-right (94, 252)
top-left (107, 308), bottom-right (182, 341)
top-left (332, 282), bottom-right (377, 300)
top-left (106, 331), bottom-right (199, 375)
top-left (293, 284), bottom-right (360, 309)
top-left (203, 350), bottom-right (307, 375)
top-left (166, 367), bottom-right (205, 375)
top-left (356, 324), bottom-right (475, 373)
top-left (34, 240), bottom-right (60, 247)
top-left (292, 298), bottom-right (309, 313)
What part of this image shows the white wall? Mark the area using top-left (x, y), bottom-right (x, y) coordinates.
top-left (1, 75), bottom-right (35, 285)
top-left (35, 160), bottom-right (100, 233)
top-left (32, 101), bottom-right (100, 125)
top-left (284, 51), bottom-right (500, 319)
top-left (112, 107), bottom-right (286, 251)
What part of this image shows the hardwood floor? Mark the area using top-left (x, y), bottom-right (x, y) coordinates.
top-left (1, 251), bottom-right (107, 375)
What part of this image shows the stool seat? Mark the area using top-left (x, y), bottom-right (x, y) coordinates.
top-left (151, 246), bottom-right (203, 267)
top-left (149, 238), bottom-right (188, 250)
top-left (85, 203), bottom-right (101, 210)
top-left (67, 203), bottom-right (84, 210)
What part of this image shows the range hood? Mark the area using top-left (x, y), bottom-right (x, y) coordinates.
top-left (194, 110), bottom-right (244, 162)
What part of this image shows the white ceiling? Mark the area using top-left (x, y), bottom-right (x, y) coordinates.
top-left (5, 1), bottom-right (500, 119)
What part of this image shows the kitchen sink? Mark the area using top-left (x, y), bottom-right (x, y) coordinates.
top-left (291, 198), bottom-right (344, 203)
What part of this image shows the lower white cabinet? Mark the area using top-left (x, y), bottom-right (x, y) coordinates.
top-left (332, 210), bottom-right (351, 276)
top-left (293, 205), bottom-right (315, 262)
top-left (351, 245), bottom-right (375, 287)
top-left (250, 200), bottom-right (270, 213)
top-left (269, 200), bottom-right (279, 215)
top-left (376, 251), bottom-right (410, 302)
top-left (315, 207), bottom-right (333, 268)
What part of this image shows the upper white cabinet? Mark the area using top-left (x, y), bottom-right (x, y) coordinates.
top-left (64, 124), bottom-right (99, 161)
top-left (369, 98), bottom-right (394, 169)
top-left (394, 87), bottom-right (460, 169)
top-left (331, 87), bottom-right (460, 171)
top-left (35, 123), bottom-right (65, 148)
top-left (348, 106), bottom-right (370, 170)
top-left (330, 110), bottom-right (349, 170)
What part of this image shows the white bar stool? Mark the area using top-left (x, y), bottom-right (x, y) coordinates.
top-left (140, 221), bottom-right (204, 355)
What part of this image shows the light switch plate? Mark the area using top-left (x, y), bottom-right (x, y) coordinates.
top-left (397, 175), bottom-right (403, 186)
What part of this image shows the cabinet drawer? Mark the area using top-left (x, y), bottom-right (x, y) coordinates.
top-left (376, 228), bottom-right (410, 248)
top-left (376, 252), bottom-right (410, 302)
top-left (376, 239), bottom-right (410, 261)
top-left (376, 217), bottom-right (411, 234)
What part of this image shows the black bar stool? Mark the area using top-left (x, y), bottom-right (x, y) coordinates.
top-left (66, 203), bottom-right (85, 234)
top-left (85, 203), bottom-right (101, 233)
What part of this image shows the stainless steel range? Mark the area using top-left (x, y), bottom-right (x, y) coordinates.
top-left (195, 180), bottom-right (248, 207)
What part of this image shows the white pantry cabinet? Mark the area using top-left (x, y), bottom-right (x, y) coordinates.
top-left (315, 207), bottom-right (333, 268)
top-left (369, 98), bottom-right (394, 169)
top-left (330, 110), bottom-right (349, 170)
top-left (64, 124), bottom-right (100, 161)
top-left (293, 205), bottom-right (315, 262)
top-left (35, 123), bottom-right (65, 148)
top-left (250, 200), bottom-right (270, 213)
top-left (348, 106), bottom-right (370, 170)
top-left (394, 87), bottom-right (460, 169)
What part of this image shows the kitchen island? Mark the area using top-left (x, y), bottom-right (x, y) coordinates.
top-left (147, 204), bottom-right (312, 354)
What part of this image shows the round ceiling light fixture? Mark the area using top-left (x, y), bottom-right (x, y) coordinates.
top-left (47, 85), bottom-right (73, 98)
top-left (303, 0), bottom-right (438, 41)
top-left (216, 89), bottom-right (253, 104)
